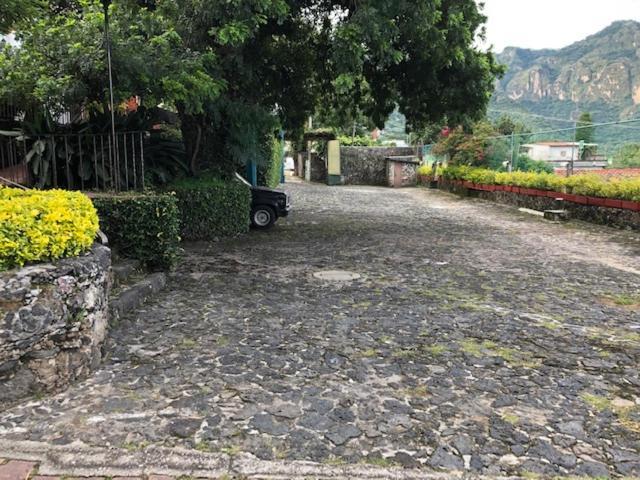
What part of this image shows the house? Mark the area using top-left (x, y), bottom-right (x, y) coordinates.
top-left (520, 141), bottom-right (608, 171)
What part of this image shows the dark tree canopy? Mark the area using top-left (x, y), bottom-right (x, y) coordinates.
top-left (0, 0), bottom-right (42, 34)
top-left (0, 0), bottom-right (503, 175)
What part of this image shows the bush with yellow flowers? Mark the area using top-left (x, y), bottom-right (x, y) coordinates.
top-left (441, 166), bottom-right (640, 201)
top-left (0, 187), bottom-right (99, 271)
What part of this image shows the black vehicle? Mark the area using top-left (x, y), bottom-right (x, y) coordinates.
top-left (236, 174), bottom-right (291, 229)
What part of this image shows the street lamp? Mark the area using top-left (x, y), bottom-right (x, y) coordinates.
top-left (101, 0), bottom-right (118, 190)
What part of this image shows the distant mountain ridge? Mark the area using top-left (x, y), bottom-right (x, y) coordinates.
top-left (491, 20), bottom-right (640, 147)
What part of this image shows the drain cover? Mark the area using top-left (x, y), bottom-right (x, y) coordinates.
top-left (313, 270), bottom-right (361, 282)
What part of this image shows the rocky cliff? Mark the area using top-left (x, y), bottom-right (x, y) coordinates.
top-left (491, 20), bottom-right (640, 145)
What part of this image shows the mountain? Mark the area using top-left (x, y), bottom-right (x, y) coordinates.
top-left (490, 20), bottom-right (640, 149)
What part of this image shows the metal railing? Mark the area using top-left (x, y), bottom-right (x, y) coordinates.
top-left (0, 130), bottom-right (146, 191)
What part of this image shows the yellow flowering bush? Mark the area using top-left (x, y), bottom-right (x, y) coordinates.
top-left (0, 187), bottom-right (99, 271)
top-left (442, 166), bottom-right (640, 201)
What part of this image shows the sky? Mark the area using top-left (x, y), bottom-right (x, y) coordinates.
top-left (480, 0), bottom-right (640, 52)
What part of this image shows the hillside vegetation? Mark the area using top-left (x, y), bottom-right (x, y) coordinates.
top-left (491, 20), bottom-right (640, 149)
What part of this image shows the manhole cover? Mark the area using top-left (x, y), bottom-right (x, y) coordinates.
top-left (313, 270), bottom-right (361, 282)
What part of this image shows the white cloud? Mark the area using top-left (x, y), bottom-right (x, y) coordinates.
top-left (479, 0), bottom-right (640, 52)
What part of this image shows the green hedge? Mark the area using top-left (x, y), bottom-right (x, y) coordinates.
top-left (258, 137), bottom-right (284, 188)
top-left (338, 135), bottom-right (378, 147)
top-left (92, 193), bottom-right (180, 270)
top-left (170, 176), bottom-right (251, 241)
top-left (442, 166), bottom-right (640, 201)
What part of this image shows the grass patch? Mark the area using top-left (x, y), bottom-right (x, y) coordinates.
top-left (540, 320), bottom-right (561, 330)
top-left (501, 412), bottom-right (520, 425)
top-left (179, 337), bottom-right (198, 349)
top-left (400, 385), bottom-right (429, 398)
top-left (392, 347), bottom-right (418, 359)
top-left (423, 344), bottom-right (447, 355)
top-left (608, 293), bottom-right (640, 306)
top-left (587, 326), bottom-right (640, 345)
top-left (520, 472), bottom-right (541, 480)
top-left (460, 339), bottom-right (495, 356)
top-left (121, 440), bottom-right (149, 451)
top-left (581, 391), bottom-right (640, 433)
top-left (195, 441), bottom-right (213, 452)
top-left (220, 445), bottom-right (242, 456)
top-left (460, 339), bottom-right (540, 368)
top-left (359, 348), bottom-right (379, 358)
top-left (581, 393), bottom-right (612, 412)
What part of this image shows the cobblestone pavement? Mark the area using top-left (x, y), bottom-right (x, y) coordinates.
top-left (1, 181), bottom-right (640, 478)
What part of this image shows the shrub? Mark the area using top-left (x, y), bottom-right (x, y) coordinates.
top-left (417, 164), bottom-right (433, 176)
top-left (338, 135), bottom-right (379, 147)
top-left (92, 193), bottom-right (180, 270)
top-left (169, 176), bottom-right (251, 241)
top-left (258, 137), bottom-right (284, 188)
top-left (442, 166), bottom-right (640, 201)
top-left (512, 156), bottom-right (554, 174)
top-left (0, 188), bottom-right (99, 271)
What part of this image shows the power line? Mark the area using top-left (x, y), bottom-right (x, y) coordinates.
top-left (484, 117), bottom-right (640, 141)
top-left (488, 108), bottom-right (640, 131)
top-left (488, 108), bottom-right (576, 124)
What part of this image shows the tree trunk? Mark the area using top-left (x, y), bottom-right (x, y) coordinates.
top-left (177, 104), bottom-right (205, 175)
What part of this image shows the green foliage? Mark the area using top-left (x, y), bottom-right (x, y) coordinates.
top-left (258, 137), bottom-right (283, 188)
top-left (416, 164), bottom-right (434, 176)
top-left (169, 176), bottom-right (251, 241)
top-left (493, 115), bottom-right (531, 138)
top-left (492, 21), bottom-right (640, 150)
top-left (432, 122), bottom-right (496, 167)
top-left (0, 0), bottom-right (41, 34)
top-left (0, 187), bottom-right (98, 271)
top-left (612, 144), bottom-right (640, 168)
top-left (0, 1), bottom-right (222, 115)
top-left (338, 135), bottom-right (378, 147)
top-left (512, 156), bottom-right (554, 173)
top-left (442, 166), bottom-right (640, 201)
top-left (92, 193), bottom-right (180, 270)
top-left (145, 128), bottom-right (190, 186)
top-left (431, 116), bottom-right (547, 171)
top-left (2, 0), bottom-right (501, 178)
top-left (575, 112), bottom-right (595, 144)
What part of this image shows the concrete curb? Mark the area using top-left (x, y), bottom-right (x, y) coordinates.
top-left (0, 440), bottom-right (522, 479)
top-left (110, 272), bottom-right (166, 322)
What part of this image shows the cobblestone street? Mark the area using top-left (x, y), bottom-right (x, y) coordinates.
top-left (1, 181), bottom-right (639, 478)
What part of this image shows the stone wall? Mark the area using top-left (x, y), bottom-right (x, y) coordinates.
top-left (309, 153), bottom-right (327, 183)
top-left (0, 244), bottom-right (111, 408)
top-left (340, 147), bottom-right (416, 186)
top-left (439, 180), bottom-right (640, 231)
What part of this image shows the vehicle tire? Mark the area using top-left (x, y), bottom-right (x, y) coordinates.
top-left (251, 205), bottom-right (276, 229)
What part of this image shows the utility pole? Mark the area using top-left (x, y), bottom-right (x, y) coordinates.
top-left (509, 133), bottom-right (515, 172)
top-left (102, 0), bottom-right (118, 190)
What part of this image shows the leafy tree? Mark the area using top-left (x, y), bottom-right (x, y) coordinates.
top-left (0, 0), bottom-right (42, 33)
top-left (1, 0), bottom-right (503, 178)
top-left (493, 114), bottom-right (530, 137)
top-left (611, 143), bottom-right (640, 167)
top-left (575, 111), bottom-right (595, 144)
top-left (0, 1), bottom-right (220, 117)
top-left (432, 121), bottom-right (495, 166)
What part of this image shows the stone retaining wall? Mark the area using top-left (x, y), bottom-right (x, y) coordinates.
top-left (439, 180), bottom-right (640, 231)
top-left (340, 147), bottom-right (416, 185)
top-left (0, 244), bottom-right (111, 408)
